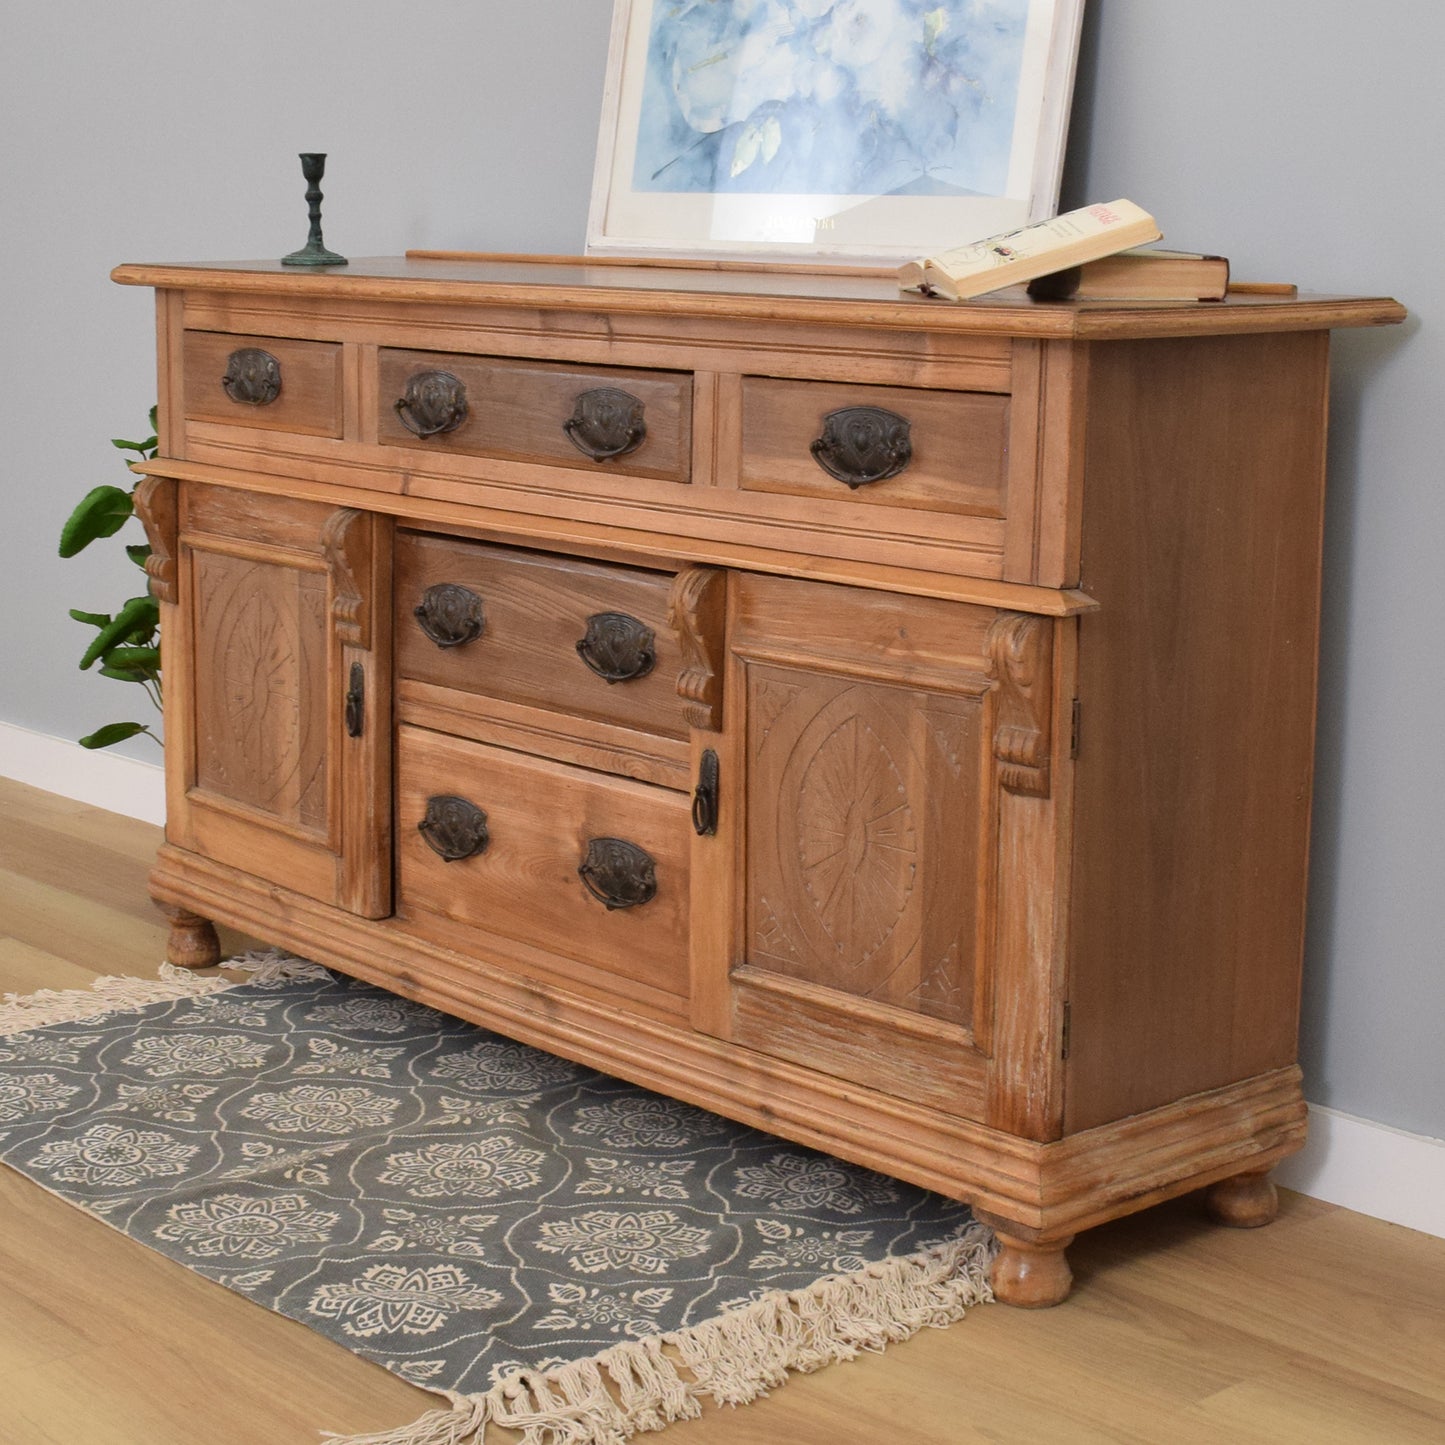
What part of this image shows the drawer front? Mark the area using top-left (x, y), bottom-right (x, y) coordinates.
top-left (182, 331), bottom-right (343, 436)
top-left (739, 376), bottom-right (1008, 518)
top-left (397, 726), bottom-right (690, 998)
top-left (377, 349), bottom-right (692, 483)
top-left (395, 532), bottom-right (689, 739)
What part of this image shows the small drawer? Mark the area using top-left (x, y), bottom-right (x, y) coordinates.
top-left (376, 349), bottom-right (692, 483)
top-left (182, 331), bottom-right (343, 436)
top-left (739, 376), bottom-right (1008, 518)
top-left (397, 726), bottom-right (690, 998)
top-left (395, 532), bottom-right (690, 740)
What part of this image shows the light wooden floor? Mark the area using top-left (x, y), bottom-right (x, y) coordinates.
top-left (1, 774), bottom-right (1442, 1445)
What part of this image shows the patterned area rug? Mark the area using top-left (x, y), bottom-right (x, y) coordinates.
top-left (0, 955), bottom-right (991, 1444)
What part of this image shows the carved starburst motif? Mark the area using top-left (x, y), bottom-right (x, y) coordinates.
top-left (796, 713), bottom-right (917, 965)
top-left (218, 588), bottom-right (306, 788)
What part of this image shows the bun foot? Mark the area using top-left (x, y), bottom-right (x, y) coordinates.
top-left (1205, 1167), bottom-right (1279, 1228)
top-left (156, 902), bottom-right (221, 970)
top-left (976, 1214), bottom-right (1075, 1307)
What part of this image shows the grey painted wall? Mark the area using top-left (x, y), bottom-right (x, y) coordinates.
top-left (2, 2), bottom-right (1439, 1138)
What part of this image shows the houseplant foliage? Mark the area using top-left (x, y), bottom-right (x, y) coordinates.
top-left (59, 407), bottom-right (162, 749)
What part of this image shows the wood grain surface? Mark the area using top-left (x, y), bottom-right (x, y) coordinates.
top-left (112, 255), bottom-right (1408, 341)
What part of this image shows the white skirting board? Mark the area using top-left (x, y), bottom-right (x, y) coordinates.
top-left (1275, 1106), bottom-right (1445, 1239)
top-left (2, 721), bottom-right (1442, 1240)
top-left (1, 720), bottom-right (164, 826)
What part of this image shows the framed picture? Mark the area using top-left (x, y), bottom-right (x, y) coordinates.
top-left (587, 0), bottom-right (1086, 263)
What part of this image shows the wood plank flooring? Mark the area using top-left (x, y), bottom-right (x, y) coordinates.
top-left (1, 775), bottom-right (1441, 1444)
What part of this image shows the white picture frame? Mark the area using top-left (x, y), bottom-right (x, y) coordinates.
top-left (587, 0), bottom-right (1086, 263)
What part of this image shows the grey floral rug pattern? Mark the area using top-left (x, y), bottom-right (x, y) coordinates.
top-left (0, 958), bottom-right (990, 1444)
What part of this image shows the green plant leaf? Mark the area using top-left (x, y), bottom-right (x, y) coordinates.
top-left (64, 405), bottom-right (166, 745)
top-left (78, 721), bottom-right (148, 749)
top-left (79, 595), bottom-right (160, 669)
top-left (59, 486), bottom-right (135, 558)
top-left (104, 645), bottom-right (160, 671)
top-left (121, 591), bottom-right (160, 625)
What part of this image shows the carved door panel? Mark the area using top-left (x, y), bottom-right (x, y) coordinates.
top-left (162, 484), bottom-right (392, 917)
top-left (691, 573), bottom-right (1065, 1126)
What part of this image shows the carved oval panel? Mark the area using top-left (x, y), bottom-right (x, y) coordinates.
top-left (795, 708), bottom-right (919, 966)
top-left (197, 555), bottom-right (325, 831)
top-left (754, 680), bottom-right (924, 989)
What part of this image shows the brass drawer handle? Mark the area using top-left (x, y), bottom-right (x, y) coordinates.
top-left (578, 837), bottom-right (657, 910)
top-left (395, 370), bottom-right (468, 437)
top-left (576, 611), bottom-right (656, 683)
top-left (418, 795), bottom-right (489, 862)
top-left (414, 583), bottom-right (485, 649)
top-left (810, 405), bottom-right (913, 489)
top-left (221, 348), bottom-right (282, 406)
top-left (563, 387), bottom-right (647, 462)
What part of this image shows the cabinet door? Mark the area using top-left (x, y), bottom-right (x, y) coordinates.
top-left (692, 574), bottom-right (1067, 1129)
top-left (160, 484), bottom-right (392, 917)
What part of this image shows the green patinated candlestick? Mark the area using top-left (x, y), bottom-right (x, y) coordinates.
top-left (281, 152), bottom-right (347, 267)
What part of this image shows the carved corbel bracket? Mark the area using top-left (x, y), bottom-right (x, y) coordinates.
top-left (131, 475), bottom-right (179, 605)
top-left (668, 566), bottom-right (726, 732)
top-left (321, 508), bottom-right (372, 648)
top-left (987, 612), bottom-right (1054, 797)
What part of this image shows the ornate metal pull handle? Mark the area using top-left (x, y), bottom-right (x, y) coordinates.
top-left (809, 405), bottom-right (913, 489)
top-left (418, 795), bottom-right (490, 862)
top-left (576, 611), bottom-right (656, 683)
top-left (344, 662), bottom-right (365, 739)
top-left (395, 370), bottom-right (468, 438)
top-left (563, 387), bottom-right (647, 462)
top-left (578, 837), bottom-right (657, 910)
top-left (414, 583), bottom-right (485, 649)
top-left (692, 748), bottom-right (719, 837)
top-left (221, 348), bottom-right (282, 406)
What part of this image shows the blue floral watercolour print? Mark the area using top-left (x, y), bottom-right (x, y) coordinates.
top-left (632, 0), bottom-right (1030, 198)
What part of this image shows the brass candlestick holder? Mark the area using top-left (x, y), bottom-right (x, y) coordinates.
top-left (281, 153), bottom-right (347, 267)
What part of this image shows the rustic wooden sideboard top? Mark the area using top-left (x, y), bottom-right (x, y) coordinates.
top-left (112, 252), bottom-right (1406, 339)
top-left (111, 254), bottom-right (1405, 616)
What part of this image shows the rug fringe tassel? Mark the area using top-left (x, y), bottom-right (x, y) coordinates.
top-left (0, 949), bottom-right (327, 1036)
top-left (319, 1393), bottom-right (488, 1445)
top-left (223, 948), bottom-right (333, 986)
top-left (0, 964), bottom-right (231, 1035)
top-left (319, 1227), bottom-right (995, 1445)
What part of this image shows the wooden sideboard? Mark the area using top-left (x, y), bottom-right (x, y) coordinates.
top-left (113, 254), bottom-right (1404, 1305)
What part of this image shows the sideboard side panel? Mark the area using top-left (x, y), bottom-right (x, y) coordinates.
top-left (1064, 331), bottom-right (1330, 1133)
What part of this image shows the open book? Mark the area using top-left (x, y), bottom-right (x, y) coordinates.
top-left (899, 200), bottom-right (1161, 301)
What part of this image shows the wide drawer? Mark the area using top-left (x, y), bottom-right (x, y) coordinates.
top-left (395, 531), bottom-right (690, 740)
top-left (182, 330), bottom-right (343, 436)
top-left (376, 349), bottom-right (692, 483)
top-left (738, 376), bottom-right (1009, 518)
top-left (396, 725), bottom-right (690, 999)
